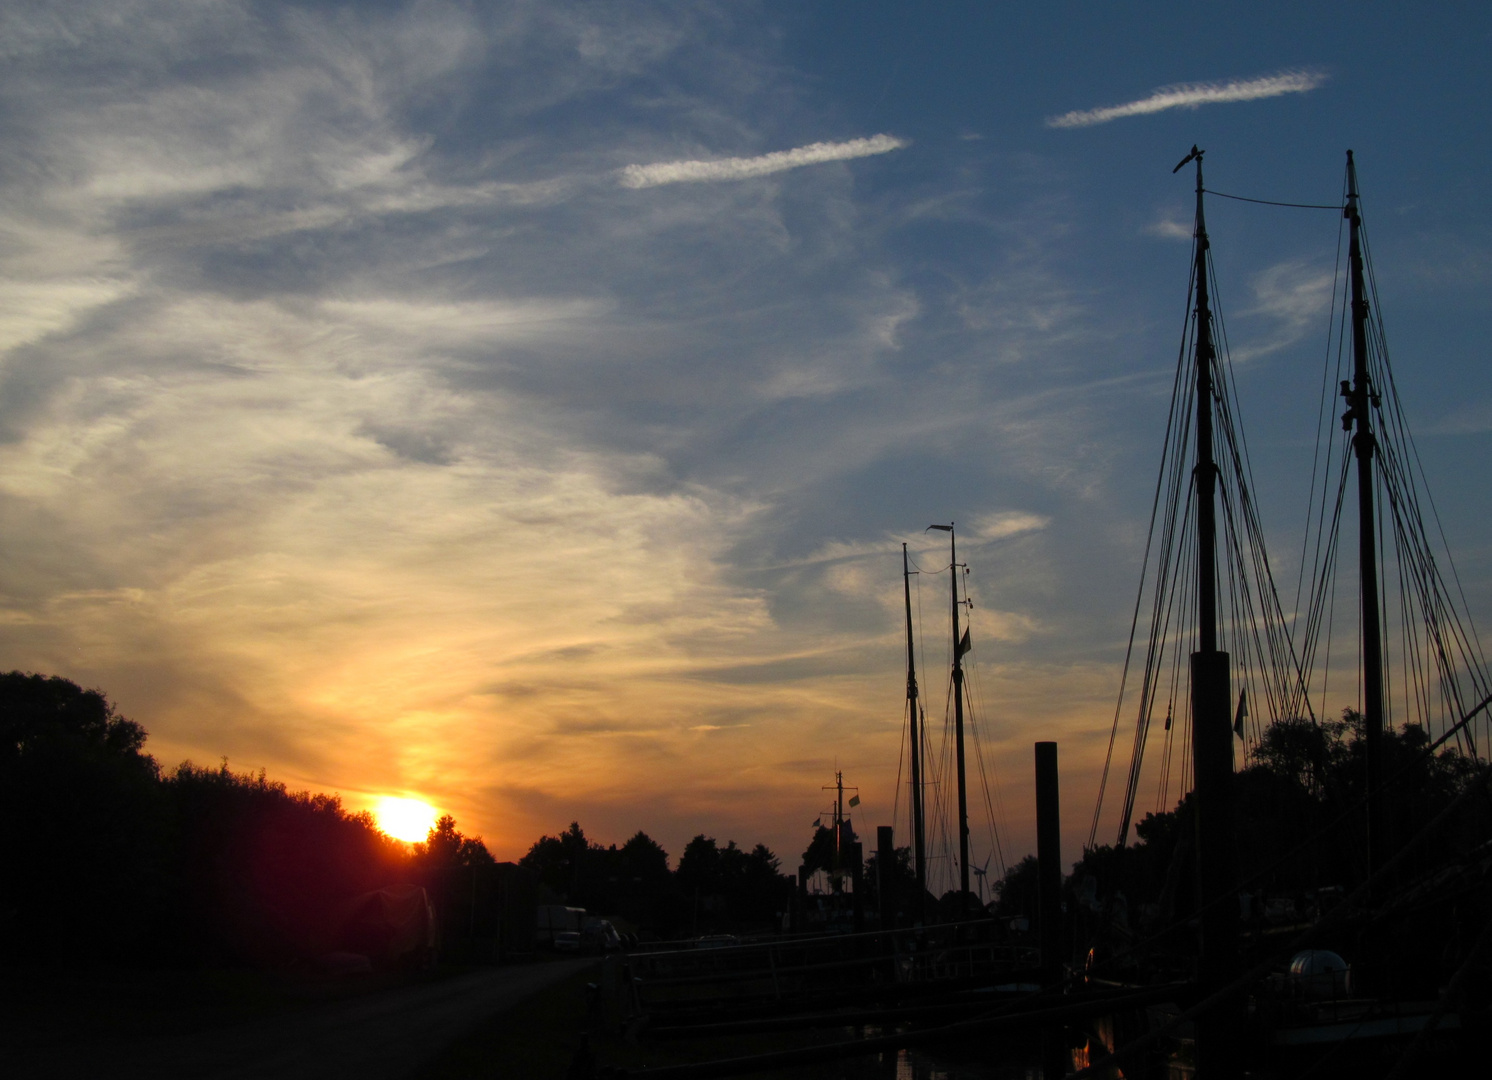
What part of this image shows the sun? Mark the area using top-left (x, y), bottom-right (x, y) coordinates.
top-left (374, 796), bottom-right (438, 843)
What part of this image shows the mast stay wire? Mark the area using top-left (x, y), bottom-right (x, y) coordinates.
top-left (1091, 244), bottom-right (1202, 848)
top-left (1293, 193), bottom-right (1350, 625)
top-left (1209, 258), bottom-right (1318, 739)
top-left (1291, 179), bottom-right (1492, 761)
top-left (1203, 188), bottom-right (1343, 212)
top-left (1114, 288), bottom-right (1201, 846)
top-left (1087, 247), bottom-right (1200, 851)
top-left (1362, 213), bottom-right (1491, 744)
top-left (959, 581), bottom-right (1010, 882)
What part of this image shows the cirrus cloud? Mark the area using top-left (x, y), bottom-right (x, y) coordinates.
top-left (1046, 70), bottom-right (1326, 129)
top-left (618, 134), bottom-right (907, 188)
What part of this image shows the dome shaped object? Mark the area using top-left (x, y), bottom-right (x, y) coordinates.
top-left (1288, 950), bottom-right (1351, 998)
top-left (1289, 949), bottom-right (1346, 976)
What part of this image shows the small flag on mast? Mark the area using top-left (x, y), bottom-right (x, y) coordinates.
top-left (848, 795), bottom-right (860, 808)
top-left (957, 628), bottom-right (972, 657)
top-left (812, 818), bottom-right (822, 828)
top-left (1233, 688), bottom-right (1249, 738)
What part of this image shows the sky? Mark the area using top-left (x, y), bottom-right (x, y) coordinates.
top-left (2, 1), bottom-right (1490, 883)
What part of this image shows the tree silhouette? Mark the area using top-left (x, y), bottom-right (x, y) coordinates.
top-left (416, 814), bottom-right (493, 869)
top-left (1, 672), bottom-right (167, 962)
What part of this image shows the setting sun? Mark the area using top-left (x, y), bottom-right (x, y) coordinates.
top-left (374, 796), bottom-right (438, 843)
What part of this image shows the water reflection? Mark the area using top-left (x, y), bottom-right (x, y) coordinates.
top-left (888, 1048), bottom-right (1041, 1080)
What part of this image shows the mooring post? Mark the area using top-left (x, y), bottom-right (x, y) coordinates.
top-left (1036, 741), bottom-right (1066, 1079)
top-left (850, 841), bottom-right (866, 934)
top-left (877, 825), bottom-right (895, 927)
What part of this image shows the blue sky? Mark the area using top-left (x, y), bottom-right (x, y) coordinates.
top-left (1, 1), bottom-right (1488, 874)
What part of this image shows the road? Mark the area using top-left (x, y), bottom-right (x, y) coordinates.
top-left (12, 959), bottom-right (594, 1080)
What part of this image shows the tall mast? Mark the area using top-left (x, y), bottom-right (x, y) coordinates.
top-left (903, 543), bottom-right (928, 921)
top-left (1189, 150), bottom-right (1220, 655)
top-left (926, 523), bottom-right (970, 903)
top-left (1343, 149), bottom-right (1388, 885)
top-left (950, 527), bottom-right (970, 903)
top-left (835, 770), bottom-right (844, 865)
top-left (1178, 145), bottom-right (1240, 1078)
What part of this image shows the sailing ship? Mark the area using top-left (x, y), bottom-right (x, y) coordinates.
top-left (1077, 148), bottom-right (1491, 1078)
top-left (898, 522), bottom-right (1009, 925)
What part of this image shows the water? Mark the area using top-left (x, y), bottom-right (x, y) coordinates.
top-left (887, 1049), bottom-right (1040, 1080)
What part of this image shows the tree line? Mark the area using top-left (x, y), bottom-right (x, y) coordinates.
top-left (0, 672), bottom-right (802, 966)
top-left (991, 708), bottom-right (1489, 995)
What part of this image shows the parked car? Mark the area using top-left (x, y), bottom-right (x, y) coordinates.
top-left (536, 904), bottom-right (586, 949)
top-left (581, 917), bottom-right (622, 952)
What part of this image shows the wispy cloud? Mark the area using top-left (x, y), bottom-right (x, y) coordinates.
top-left (1046, 70), bottom-right (1326, 129)
top-left (1147, 217), bottom-right (1193, 241)
top-left (1225, 259), bottom-right (1336, 363)
top-left (618, 135), bottom-right (906, 188)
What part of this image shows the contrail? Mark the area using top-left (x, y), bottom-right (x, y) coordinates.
top-left (619, 134), bottom-right (906, 189)
top-left (1046, 70), bottom-right (1326, 129)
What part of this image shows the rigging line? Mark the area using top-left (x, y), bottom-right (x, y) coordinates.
top-left (894, 701), bottom-right (908, 843)
top-left (1152, 503), bottom-right (1191, 814)
top-left (962, 659), bottom-right (1008, 878)
top-left (1373, 391), bottom-right (1478, 748)
top-left (1299, 449), bottom-right (1353, 721)
top-left (1147, 479), bottom-right (1199, 817)
top-left (1202, 187), bottom-right (1343, 211)
top-left (1137, 456), bottom-right (1197, 826)
top-left (1364, 233), bottom-right (1491, 691)
top-left (1363, 217), bottom-right (1491, 741)
top-left (1159, 507), bottom-right (1199, 812)
top-left (1296, 214), bottom-right (1351, 621)
top-left (1121, 339), bottom-right (1198, 840)
top-left (1217, 377), bottom-right (1313, 723)
top-left (1298, 290), bottom-right (1353, 706)
top-left (963, 646), bottom-right (1014, 871)
top-left (1391, 511), bottom-right (1431, 738)
top-left (1090, 234), bottom-right (1202, 849)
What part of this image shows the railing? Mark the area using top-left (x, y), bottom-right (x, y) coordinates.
top-left (604, 920), bottom-right (1040, 1031)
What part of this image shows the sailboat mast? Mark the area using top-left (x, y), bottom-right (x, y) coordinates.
top-left (1181, 146), bottom-right (1241, 1078)
top-left (1343, 149), bottom-right (1388, 884)
top-left (835, 770), bottom-right (844, 865)
top-left (903, 544), bottom-right (928, 920)
top-left (950, 528), bottom-right (970, 903)
top-left (1191, 157), bottom-right (1220, 653)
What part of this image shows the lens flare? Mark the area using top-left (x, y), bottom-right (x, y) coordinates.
top-left (374, 796), bottom-right (438, 843)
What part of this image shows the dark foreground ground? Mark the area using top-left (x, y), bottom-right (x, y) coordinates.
top-left (3, 957), bottom-right (592, 1080)
top-left (418, 963), bottom-right (1031, 1080)
top-left (4, 959), bottom-right (1032, 1080)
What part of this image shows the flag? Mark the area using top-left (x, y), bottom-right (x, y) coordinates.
top-left (1163, 707), bottom-right (1172, 732)
top-left (1233, 688), bottom-right (1249, 738)
top-left (848, 795), bottom-right (860, 808)
top-left (812, 818), bottom-right (822, 828)
top-left (957, 627), bottom-right (972, 657)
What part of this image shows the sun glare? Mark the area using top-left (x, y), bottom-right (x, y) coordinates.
top-left (374, 796), bottom-right (438, 843)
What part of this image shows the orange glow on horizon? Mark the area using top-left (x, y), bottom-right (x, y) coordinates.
top-left (374, 796), bottom-right (438, 843)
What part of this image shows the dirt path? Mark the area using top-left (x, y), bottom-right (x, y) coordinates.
top-left (12, 959), bottom-right (594, 1080)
